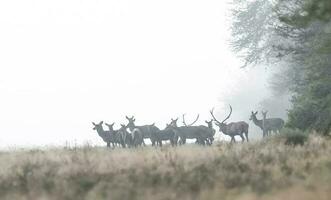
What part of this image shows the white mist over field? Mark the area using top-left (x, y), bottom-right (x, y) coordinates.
top-left (0, 0), bottom-right (287, 147)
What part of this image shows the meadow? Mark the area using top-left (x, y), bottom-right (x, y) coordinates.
top-left (0, 135), bottom-right (330, 200)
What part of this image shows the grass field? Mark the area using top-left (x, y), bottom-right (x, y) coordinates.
top-left (0, 135), bottom-right (330, 200)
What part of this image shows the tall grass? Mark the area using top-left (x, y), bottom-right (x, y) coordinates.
top-left (0, 134), bottom-right (330, 200)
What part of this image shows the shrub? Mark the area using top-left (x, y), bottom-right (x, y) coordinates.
top-left (280, 128), bottom-right (309, 146)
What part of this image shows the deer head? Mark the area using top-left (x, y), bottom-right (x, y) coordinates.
top-left (210, 105), bottom-right (232, 132)
top-left (92, 121), bottom-right (104, 131)
top-left (126, 116), bottom-right (136, 130)
top-left (170, 118), bottom-right (179, 127)
top-left (205, 119), bottom-right (214, 128)
top-left (105, 122), bottom-right (115, 131)
top-left (249, 111), bottom-right (258, 121)
top-left (182, 114), bottom-right (200, 126)
top-left (119, 124), bottom-right (127, 131)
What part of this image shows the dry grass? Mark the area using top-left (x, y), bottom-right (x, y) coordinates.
top-left (0, 135), bottom-right (331, 200)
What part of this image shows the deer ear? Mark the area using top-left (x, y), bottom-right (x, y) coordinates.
top-left (92, 122), bottom-right (96, 126)
top-left (100, 121), bottom-right (104, 125)
top-left (255, 111), bottom-right (258, 115)
top-left (126, 116), bottom-right (130, 120)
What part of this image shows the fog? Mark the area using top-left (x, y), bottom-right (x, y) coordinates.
top-left (0, 0), bottom-right (289, 147)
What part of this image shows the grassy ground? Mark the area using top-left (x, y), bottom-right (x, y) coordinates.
top-left (0, 135), bottom-right (331, 200)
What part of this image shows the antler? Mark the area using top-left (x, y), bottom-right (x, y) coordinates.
top-left (210, 108), bottom-right (222, 125)
top-left (210, 105), bottom-right (232, 124)
top-left (221, 105), bottom-right (232, 124)
top-left (183, 114), bottom-right (200, 126)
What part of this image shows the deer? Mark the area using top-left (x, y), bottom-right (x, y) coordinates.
top-left (155, 124), bottom-right (176, 147)
top-left (261, 110), bottom-right (285, 136)
top-left (92, 121), bottom-right (112, 148)
top-left (104, 122), bottom-right (121, 148)
top-left (200, 119), bottom-right (216, 145)
top-left (169, 115), bottom-right (208, 145)
top-left (182, 114), bottom-right (215, 145)
top-left (249, 111), bottom-right (267, 137)
top-left (117, 124), bottom-right (133, 148)
top-left (126, 116), bottom-right (160, 146)
top-left (210, 105), bottom-right (249, 143)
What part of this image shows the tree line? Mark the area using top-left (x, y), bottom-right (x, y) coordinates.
top-left (230, 0), bottom-right (331, 135)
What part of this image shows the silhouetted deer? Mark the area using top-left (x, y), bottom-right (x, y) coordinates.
top-left (182, 114), bottom-right (215, 145)
top-left (261, 110), bottom-right (285, 136)
top-left (155, 124), bottom-right (176, 146)
top-left (200, 119), bottom-right (216, 145)
top-left (249, 111), bottom-right (267, 137)
top-left (118, 124), bottom-right (133, 148)
top-left (169, 116), bottom-right (207, 145)
top-left (210, 105), bottom-right (249, 142)
top-left (92, 121), bottom-right (112, 148)
top-left (105, 122), bottom-right (122, 148)
top-left (126, 116), bottom-right (160, 146)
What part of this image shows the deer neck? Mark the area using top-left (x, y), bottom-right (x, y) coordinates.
top-left (127, 123), bottom-right (135, 131)
top-left (96, 127), bottom-right (106, 138)
top-left (252, 116), bottom-right (263, 128)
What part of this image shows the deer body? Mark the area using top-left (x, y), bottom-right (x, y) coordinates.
top-left (131, 128), bottom-right (144, 147)
top-left (262, 111), bottom-right (284, 135)
top-left (126, 116), bottom-right (160, 146)
top-left (210, 106), bottom-right (249, 143)
top-left (92, 121), bottom-right (113, 148)
top-left (169, 117), bottom-right (208, 145)
top-left (118, 124), bottom-right (133, 148)
top-left (249, 111), bottom-right (266, 137)
top-left (156, 126), bottom-right (176, 146)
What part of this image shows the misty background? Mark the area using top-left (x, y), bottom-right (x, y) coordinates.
top-left (0, 0), bottom-right (289, 148)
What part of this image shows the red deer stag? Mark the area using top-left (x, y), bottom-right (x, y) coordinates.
top-left (169, 115), bottom-right (208, 145)
top-left (210, 106), bottom-right (249, 142)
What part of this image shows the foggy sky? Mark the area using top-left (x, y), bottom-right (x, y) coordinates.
top-left (0, 0), bottom-right (288, 147)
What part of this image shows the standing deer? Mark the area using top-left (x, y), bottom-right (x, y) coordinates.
top-left (200, 119), bottom-right (216, 145)
top-left (169, 115), bottom-right (207, 145)
top-left (155, 124), bottom-right (176, 147)
top-left (126, 116), bottom-right (160, 146)
top-left (210, 105), bottom-right (249, 143)
top-left (261, 110), bottom-right (285, 135)
top-left (118, 124), bottom-right (133, 148)
top-left (249, 111), bottom-right (267, 137)
top-left (92, 121), bottom-right (112, 148)
top-left (105, 122), bottom-right (120, 148)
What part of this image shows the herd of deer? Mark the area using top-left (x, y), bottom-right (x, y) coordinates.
top-left (92, 105), bottom-right (285, 148)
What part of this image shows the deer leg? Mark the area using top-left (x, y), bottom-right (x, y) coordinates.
top-left (107, 142), bottom-right (110, 148)
top-left (239, 134), bottom-right (245, 142)
top-left (245, 132), bottom-right (249, 142)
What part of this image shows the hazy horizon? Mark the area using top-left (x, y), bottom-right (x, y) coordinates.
top-left (0, 0), bottom-right (287, 148)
